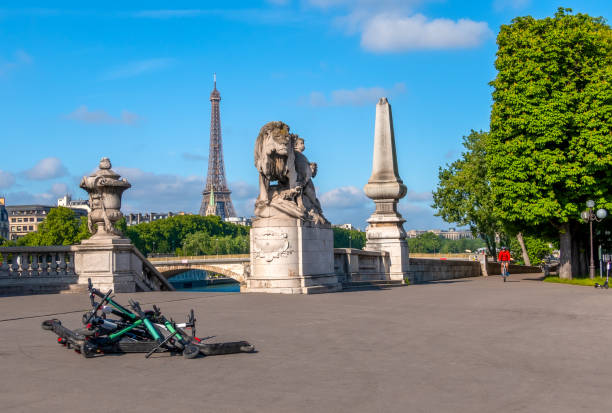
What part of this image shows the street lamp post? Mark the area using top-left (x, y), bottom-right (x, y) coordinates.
top-left (581, 200), bottom-right (608, 279)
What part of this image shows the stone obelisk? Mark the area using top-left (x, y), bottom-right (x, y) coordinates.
top-left (363, 97), bottom-right (410, 281)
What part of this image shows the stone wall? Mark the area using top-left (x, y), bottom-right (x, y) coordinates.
top-left (407, 258), bottom-right (482, 283)
top-left (486, 261), bottom-right (542, 276)
top-left (333, 249), bottom-right (542, 284)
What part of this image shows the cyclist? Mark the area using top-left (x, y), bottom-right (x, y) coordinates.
top-left (498, 247), bottom-right (512, 281)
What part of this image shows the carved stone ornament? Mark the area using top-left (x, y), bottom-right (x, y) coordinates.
top-left (80, 157), bottom-right (131, 237)
top-left (252, 230), bottom-right (294, 262)
top-left (253, 121), bottom-right (329, 224)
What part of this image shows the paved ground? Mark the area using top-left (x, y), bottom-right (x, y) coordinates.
top-left (1, 273), bottom-right (612, 413)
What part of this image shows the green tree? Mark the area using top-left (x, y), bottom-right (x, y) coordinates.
top-left (488, 8), bottom-right (612, 278)
top-left (16, 207), bottom-right (91, 246)
top-left (332, 228), bottom-right (366, 249)
top-left (432, 130), bottom-right (502, 258)
top-left (407, 232), bottom-right (443, 254)
top-left (181, 232), bottom-right (249, 256)
top-left (123, 215), bottom-right (250, 256)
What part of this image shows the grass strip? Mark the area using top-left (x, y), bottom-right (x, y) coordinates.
top-left (543, 276), bottom-right (608, 286)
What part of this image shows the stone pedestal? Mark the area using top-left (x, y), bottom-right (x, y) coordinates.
top-left (244, 218), bottom-right (341, 294)
top-left (74, 236), bottom-right (141, 293)
top-left (364, 215), bottom-right (409, 281)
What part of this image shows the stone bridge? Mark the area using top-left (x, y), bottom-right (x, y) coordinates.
top-left (148, 255), bottom-right (250, 284)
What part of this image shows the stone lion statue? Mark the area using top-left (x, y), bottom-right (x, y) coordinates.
top-left (254, 121), bottom-right (327, 224)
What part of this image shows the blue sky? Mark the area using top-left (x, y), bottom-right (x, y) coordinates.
top-left (1, 1), bottom-right (610, 230)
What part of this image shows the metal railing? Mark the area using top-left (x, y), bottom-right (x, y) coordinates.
top-left (0, 246), bottom-right (77, 277)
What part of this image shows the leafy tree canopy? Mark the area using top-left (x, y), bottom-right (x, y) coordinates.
top-left (432, 130), bottom-right (501, 256)
top-left (332, 228), bottom-right (366, 249)
top-left (488, 8), bottom-right (612, 227)
top-left (16, 207), bottom-right (90, 246)
top-left (123, 214), bottom-right (249, 256)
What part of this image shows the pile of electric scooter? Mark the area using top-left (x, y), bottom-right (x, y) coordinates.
top-left (42, 278), bottom-right (254, 359)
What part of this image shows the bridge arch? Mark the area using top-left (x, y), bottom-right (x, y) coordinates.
top-left (154, 264), bottom-right (247, 284)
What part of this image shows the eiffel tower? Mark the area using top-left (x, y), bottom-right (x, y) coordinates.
top-left (199, 75), bottom-right (236, 219)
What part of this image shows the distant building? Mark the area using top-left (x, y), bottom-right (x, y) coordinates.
top-left (224, 216), bottom-right (252, 227)
top-left (0, 198), bottom-right (9, 240)
top-left (406, 228), bottom-right (473, 240)
top-left (334, 223), bottom-right (358, 231)
top-left (7, 204), bottom-right (87, 240)
top-left (57, 194), bottom-right (90, 213)
top-left (7, 205), bottom-right (52, 240)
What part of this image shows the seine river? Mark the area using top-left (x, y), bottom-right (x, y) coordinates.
top-left (169, 270), bottom-right (240, 292)
top-left (174, 284), bottom-right (240, 292)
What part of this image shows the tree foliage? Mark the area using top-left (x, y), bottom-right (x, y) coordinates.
top-left (123, 214), bottom-right (249, 256)
top-left (488, 8), bottom-right (612, 277)
top-left (15, 207), bottom-right (90, 246)
top-left (509, 235), bottom-right (555, 265)
top-left (407, 232), bottom-right (485, 254)
top-left (489, 8), bottom-right (612, 225)
top-left (432, 130), bottom-right (501, 256)
top-left (332, 228), bottom-right (366, 249)
top-left (181, 232), bottom-right (249, 256)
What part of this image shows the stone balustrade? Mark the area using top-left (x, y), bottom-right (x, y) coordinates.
top-left (334, 248), bottom-right (389, 284)
top-left (0, 246), bottom-right (77, 278)
top-left (0, 246), bottom-right (79, 295)
top-left (0, 244), bottom-right (173, 296)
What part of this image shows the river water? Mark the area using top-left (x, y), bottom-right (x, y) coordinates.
top-left (168, 269), bottom-right (240, 292)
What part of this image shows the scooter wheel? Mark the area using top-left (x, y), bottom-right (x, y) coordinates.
top-left (605, 284), bottom-right (609, 289)
top-left (41, 319), bottom-right (60, 330)
top-left (82, 312), bottom-right (93, 325)
top-left (81, 342), bottom-right (97, 358)
top-left (240, 344), bottom-right (255, 353)
top-left (183, 344), bottom-right (200, 359)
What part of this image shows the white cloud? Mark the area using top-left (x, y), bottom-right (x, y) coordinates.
top-left (111, 168), bottom-right (259, 217)
top-left (316, 185), bottom-right (447, 230)
top-left (50, 182), bottom-right (69, 196)
top-left (4, 182), bottom-right (78, 206)
top-left (4, 190), bottom-right (56, 205)
top-left (398, 201), bottom-right (448, 230)
top-left (361, 14), bottom-right (492, 52)
top-left (305, 1), bottom-right (490, 52)
top-left (65, 106), bottom-right (140, 125)
top-left (115, 167), bottom-right (204, 213)
top-left (320, 186), bottom-right (369, 209)
top-left (229, 181), bottom-right (259, 218)
top-left (308, 82), bottom-right (406, 107)
top-left (23, 157), bottom-right (68, 180)
top-left (0, 170), bottom-right (16, 189)
top-left (103, 58), bottom-right (175, 80)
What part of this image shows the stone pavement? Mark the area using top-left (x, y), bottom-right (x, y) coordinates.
top-left (1, 273), bottom-right (612, 413)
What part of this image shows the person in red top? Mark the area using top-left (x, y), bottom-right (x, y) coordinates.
top-left (498, 247), bottom-right (512, 281)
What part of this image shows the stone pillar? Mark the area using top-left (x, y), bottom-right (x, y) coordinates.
top-left (479, 254), bottom-right (489, 277)
top-left (246, 217), bottom-right (340, 294)
top-left (363, 98), bottom-right (409, 281)
top-left (74, 238), bottom-right (140, 292)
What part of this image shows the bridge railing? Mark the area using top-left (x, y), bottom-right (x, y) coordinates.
top-left (0, 246), bottom-right (77, 278)
top-left (147, 254), bottom-right (250, 262)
